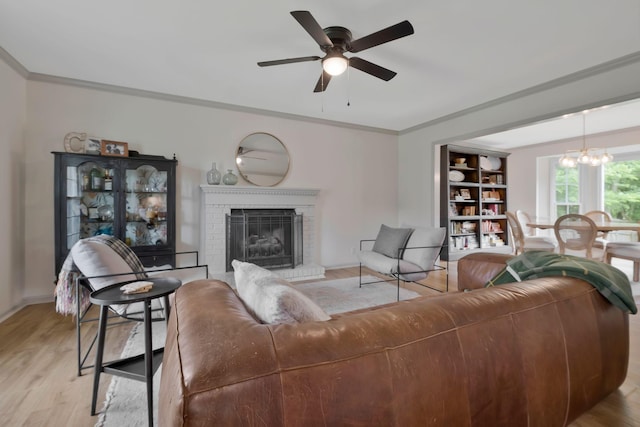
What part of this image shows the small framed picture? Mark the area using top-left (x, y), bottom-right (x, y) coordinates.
top-left (85, 137), bottom-right (103, 154)
top-left (459, 188), bottom-right (471, 199)
top-left (101, 140), bottom-right (129, 157)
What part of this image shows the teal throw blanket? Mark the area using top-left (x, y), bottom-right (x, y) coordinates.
top-left (485, 251), bottom-right (637, 314)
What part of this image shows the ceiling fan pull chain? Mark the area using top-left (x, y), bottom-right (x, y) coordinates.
top-left (321, 64), bottom-right (325, 112)
top-left (347, 63), bottom-right (351, 107)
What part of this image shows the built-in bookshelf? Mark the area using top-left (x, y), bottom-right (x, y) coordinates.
top-left (440, 144), bottom-right (512, 261)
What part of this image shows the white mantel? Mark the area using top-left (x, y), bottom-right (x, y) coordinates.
top-left (200, 185), bottom-right (325, 282)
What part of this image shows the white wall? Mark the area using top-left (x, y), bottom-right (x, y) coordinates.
top-left (0, 59), bottom-right (26, 319)
top-left (23, 80), bottom-right (399, 301)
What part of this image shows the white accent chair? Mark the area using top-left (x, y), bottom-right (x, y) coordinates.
top-left (63, 237), bottom-right (208, 376)
top-left (358, 224), bottom-right (447, 299)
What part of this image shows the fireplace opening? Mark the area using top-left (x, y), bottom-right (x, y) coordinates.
top-left (226, 209), bottom-right (303, 271)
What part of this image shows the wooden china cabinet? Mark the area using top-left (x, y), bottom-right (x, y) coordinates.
top-left (52, 152), bottom-right (177, 278)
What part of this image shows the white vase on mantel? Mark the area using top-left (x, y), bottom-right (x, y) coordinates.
top-left (207, 162), bottom-right (222, 185)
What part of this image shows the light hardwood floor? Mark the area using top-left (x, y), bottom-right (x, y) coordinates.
top-left (0, 265), bottom-right (638, 426)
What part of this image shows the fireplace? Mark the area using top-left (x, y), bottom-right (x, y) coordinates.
top-left (226, 209), bottom-right (303, 271)
top-left (200, 186), bottom-right (325, 281)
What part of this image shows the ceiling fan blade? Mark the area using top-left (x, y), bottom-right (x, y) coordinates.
top-left (258, 56), bottom-right (321, 67)
top-left (291, 11), bottom-right (333, 48)
top-left (313, 71), bottom-right (332, 92)
top-left (349, 20), bottom-right (414, 53)
top-left (349, 57), bottom-right (397, 81)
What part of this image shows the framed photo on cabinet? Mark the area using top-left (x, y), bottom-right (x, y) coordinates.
top-left (101, 140), bottom-right (129, 157)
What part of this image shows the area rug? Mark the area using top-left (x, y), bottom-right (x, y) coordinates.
top-left (295, 275), bottom-right (420, 314)
top-left (96, 276), bottom-right (418, 425)
top-left (95, 321), bottom-right (165, 427)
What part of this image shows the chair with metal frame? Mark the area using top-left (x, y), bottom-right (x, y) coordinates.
top-left (358, 225), bottom-right (448, 299)
top-left (56, 236), bottom-right (209, 376)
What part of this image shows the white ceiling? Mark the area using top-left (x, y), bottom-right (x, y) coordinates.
top-left (470, 98), bottom-right (640, 150)
top-left (1, 1), bottom-right (639, 132)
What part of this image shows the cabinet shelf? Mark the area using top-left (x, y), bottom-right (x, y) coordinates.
top-left (440, 145), bottom-right (511, 261)
top-left (450, 182), bottom-right (480, 187)
top-left (126, 190), bottom-right (168, 195)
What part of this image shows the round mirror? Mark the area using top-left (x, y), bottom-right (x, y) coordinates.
top-left (235, 133), bottom-right (290, 186)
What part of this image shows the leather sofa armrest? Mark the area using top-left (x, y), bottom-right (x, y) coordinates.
top-left (457, 253), bottom-right (514, 291)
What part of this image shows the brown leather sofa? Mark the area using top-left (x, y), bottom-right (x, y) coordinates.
top-left (159, 253), bottom-right (629, 426)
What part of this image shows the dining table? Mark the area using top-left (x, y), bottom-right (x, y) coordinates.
top-left (527, 219), bottom-right (640, 235)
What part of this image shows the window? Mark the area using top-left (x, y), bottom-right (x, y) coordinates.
top-left (604, 159), bottom-right (640, 221)
top-left (554, 165), bottom-right (580, 216)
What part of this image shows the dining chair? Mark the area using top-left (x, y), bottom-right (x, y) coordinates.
top-left (585, 210), bottom-right (612, 248)
top-left (506, 211), bottom-right (557, 255)
top-left (553, 214), bottom-right (603, 260)
top-left (516, 210), bottom-right (537, 237)
top-left (605, 242), bottom-right (640, 282)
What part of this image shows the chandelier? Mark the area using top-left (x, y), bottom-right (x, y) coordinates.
top-left (559, 111), bottom-right (613, 167)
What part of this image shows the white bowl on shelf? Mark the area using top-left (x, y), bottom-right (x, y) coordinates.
top-left (449, 170), bottom-right (465, 182)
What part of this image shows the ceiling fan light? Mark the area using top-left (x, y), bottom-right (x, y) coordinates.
top-left (322, 55), bottom-right (348, 76)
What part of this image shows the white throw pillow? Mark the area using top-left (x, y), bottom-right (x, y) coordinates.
top-left (231, 259), bottom-right (277, 293)
top-left (231, 260), bottom-right (330, 324)
top-left (71, 239), bottom-right (139, 291)
top-left (71, 238), bottom-right (161, 317)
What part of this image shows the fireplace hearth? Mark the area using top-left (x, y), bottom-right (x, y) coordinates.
top-left (226, 209), bottom-right (303, 271)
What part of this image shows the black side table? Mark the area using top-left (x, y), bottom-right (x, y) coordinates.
top-left (89, 277), bottom-right (181, 426)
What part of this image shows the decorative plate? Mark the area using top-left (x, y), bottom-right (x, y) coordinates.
top-left (449, 170), bottom-right (465, 182)
top-left (148, 171), bottom-right (167, 192)
top-left (480, 156), bottom-right (502, 171)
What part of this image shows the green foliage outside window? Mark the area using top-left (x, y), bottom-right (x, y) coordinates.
top-left (604, 161), bottom-right (640, 221)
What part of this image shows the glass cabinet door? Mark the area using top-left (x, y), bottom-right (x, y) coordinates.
top-left (66, 161), bottom-right (116, 252)
top-left (124, 165), bottom-right (169, 248)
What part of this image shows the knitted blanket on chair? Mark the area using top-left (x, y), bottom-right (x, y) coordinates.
top-left (54, 235), bottom-right (148, 316)
top-left (485, 251), bottom-right (637, 314)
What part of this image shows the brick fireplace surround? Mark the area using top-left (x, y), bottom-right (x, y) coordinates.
top-left (200, 185), bottom-right (325, 283)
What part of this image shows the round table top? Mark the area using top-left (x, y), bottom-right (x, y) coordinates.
top-left (89, 277), bottom-right (181, 306)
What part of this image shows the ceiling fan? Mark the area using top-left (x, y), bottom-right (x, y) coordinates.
top-left (258, 10), bottom-right (414, 92)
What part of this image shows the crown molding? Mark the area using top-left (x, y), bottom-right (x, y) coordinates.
top-left (0, 43), bottom-right (396, 135)
top-left (400, 50), bottom-right (640, 136)
top-left (0, 45), bottom-right (29, 78)
top-left (26, 72), bottom-right (397, 136)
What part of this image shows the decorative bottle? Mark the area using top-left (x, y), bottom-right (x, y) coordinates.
top-left (207, 162), bottom-right (221, 185)
top-left (90, 167), bottom-right (103, 191)
top-left (223, 169), bottom-right (238, 185)
top-left (103, 169), bottom-right (113, 191)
